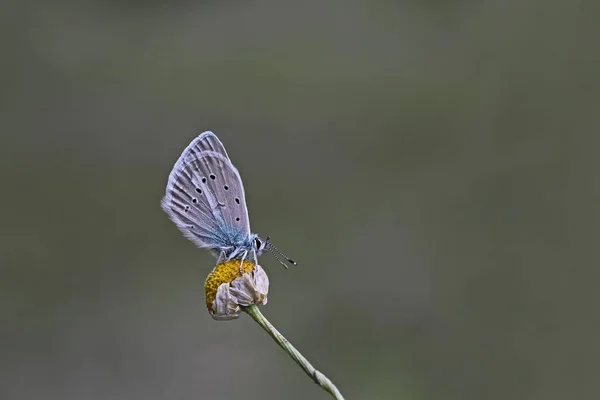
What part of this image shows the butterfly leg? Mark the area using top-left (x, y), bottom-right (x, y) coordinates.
top-left (217, 250), bottom-right (227, 265)
top-left (238, 251), bottom-right (248, 275)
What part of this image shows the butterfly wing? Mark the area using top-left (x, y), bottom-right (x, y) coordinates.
top-left (193, 131), bottom-right (231, 158)
top-left (161, 133), bottom-right (251, 252)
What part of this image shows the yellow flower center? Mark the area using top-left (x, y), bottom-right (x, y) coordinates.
top-left (205, 260), bottom-right (256, 310)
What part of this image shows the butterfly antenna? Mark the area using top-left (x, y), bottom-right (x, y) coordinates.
top-left (265, 236), bottom-right (297, 269)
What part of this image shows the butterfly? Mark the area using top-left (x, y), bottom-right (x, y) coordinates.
top-left (161, 131), bottom-right (295, 268)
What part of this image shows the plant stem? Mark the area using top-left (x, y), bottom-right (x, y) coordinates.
top-left (244, 305), bottom-right (345, 400)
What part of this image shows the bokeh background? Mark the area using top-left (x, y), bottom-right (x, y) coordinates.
top-left (2, 1), bottom-right (599, 399)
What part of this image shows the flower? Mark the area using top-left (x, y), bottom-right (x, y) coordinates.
top-left (204, 260), bottom-right (269, 320)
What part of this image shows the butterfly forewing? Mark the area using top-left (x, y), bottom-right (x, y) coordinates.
top-left (191, 131), bottom-right (230, 158)
top-left (195, 152), bottom-right (251, 236)
top-left (162, 133), bottom-right (251, 251)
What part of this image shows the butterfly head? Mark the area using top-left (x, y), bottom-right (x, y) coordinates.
top-left (253, 235), bottom-right (269, 256)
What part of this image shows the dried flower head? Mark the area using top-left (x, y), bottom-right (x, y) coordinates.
top-left (204, 260), bottom-right (269, 320)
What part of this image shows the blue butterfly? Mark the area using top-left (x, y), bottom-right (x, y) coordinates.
top-left (161, 131), bottom-right (295, 268)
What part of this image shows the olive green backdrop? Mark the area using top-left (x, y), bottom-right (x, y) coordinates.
top-left (2, 1), bottom-right (598, 399)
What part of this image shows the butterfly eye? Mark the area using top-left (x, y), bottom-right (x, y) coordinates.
top-left (255, 237), bottom-right (262, 249)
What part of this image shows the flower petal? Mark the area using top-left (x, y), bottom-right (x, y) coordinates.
top-left (211, 281), bottom-right (241, 320)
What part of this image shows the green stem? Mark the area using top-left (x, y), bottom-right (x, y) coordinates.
top-left (244, 305), bottom-right (345, 400)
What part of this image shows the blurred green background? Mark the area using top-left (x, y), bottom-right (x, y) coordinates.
top-left (2, 1), bottom-right (599, 399)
